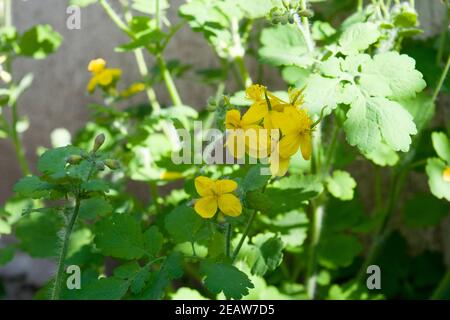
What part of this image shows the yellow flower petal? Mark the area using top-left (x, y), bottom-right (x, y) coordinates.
top-left (215, 179), bottom-right (238, 194)
top-left (195, 176), bottom-right (215, 196)
top-left (270, 155), bottom-right (290, 177)
top-left (225, 109), bottom-right (242, 129)
top-left (443, 167), bottom-right (450, 182)
top-left (88, 58), bottom-right (106, 74)
top-left (87, 76), bottom-right (98, 93)
top-left (97, 71), bottom-right (114, 86)
top-left (218, 193), bottom-right (242, 217)
top-left (160, 171), bottom-right (183, 181)
top-left (194, 196), bottom-right (218, 218)
top-left (299, 132), bottom-right (312, 161)
top-left (241, 101), bottom-right (268, 125)
top-left (278, 134), bottom-right (302, 159)
top-left (271, 108), bottom-right (298, 135)
top-left (225, 131), bottom-right (246, 159)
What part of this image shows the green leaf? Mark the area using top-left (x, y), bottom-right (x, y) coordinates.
top-left (250, 234), bottom-right (284, 276)
top-left (202, 262), bottom-right (254, 299)
top-left (318, 233), bottom-right (362, 269)
top-left (364, 141), bottom-right (399, 167)
top-left (143, 226), bottom-right (164, 257)
top-left (79, 197), bottom-right (113, 220)
top-left (165, 205), bottom-right (208, 243)
top-left (338, 22), bottom-right (380, 55)
top-left (18, 25), bottom-right (62, 59)
top-left (326, 170), bottom-right (357, 201)
top-left (344, 96), bottom-right (417, 153)
top-left (426, 158), bottom-right (450, 201)
top-left (404, 193), bottom-right (449, 228)
top-left (431, 132), bottom-right (450, 163)
top-left (359, 52), bottom-right (426, 100)
top-left (94, 214), bottom-right (145, 260)
top-left (13, 176), bottom-right (53, 199)
top-left (259, 24), bottom-right (310, 67)
top-left (81, 179), bottom-right (110, 193)
top-left (74, 277), bottom-right (129, 300)
top-left (37, 146), bottom-right (83, 178)
top-left (303, 74), bottom-right (342, 115)
top-left (15, 212), bottom-right (62, 258)
top-left (242, 165), bottom-right (270, 192)
top-left (236, 0), bottom-right (277, 19)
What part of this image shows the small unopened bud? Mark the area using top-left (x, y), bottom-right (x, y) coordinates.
top-left (66, 155), bottom-right (82, 165)
top-left (104, 159), bottom-right (120, 170)
top-left (93, 133), bottom-right (105, 153)
top-left (96, 162), bottom-right (106, 171)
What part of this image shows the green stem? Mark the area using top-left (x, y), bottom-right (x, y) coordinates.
top-left (99, 0), bottom-right (131, 35)
top-left (295, 1), bottom-right (314, 53)
top-left (156, 55), bottom-right (182, 106)
top-left (120, 1), bottom-right (162, 113)
top-left (3, 0), bottom-right (11, 27)
top-left (231, 210), bottom-right (257, 263)
top-left (324, 125), bottom-right (340, 169)
top-left (374, 165), bottom-right (382, 210)
top-left (358, 0), bottom-right (363, 11)
top-left (10, 102), bottom-right (30, 175)
top-left (431, 269), bottom-right (450, 300)
top-left (356, 169), bottom-right (406, 282)
top-left (432, 53), bottom-right (450, 103)
top-left (225, 223), bottom-right (232, 258)
top-left (51, 195), bottom-right (81, 300)
top-left (305, 201), bottom-right (324, 299)
top-left (235, 56), bottom-right (252, 88)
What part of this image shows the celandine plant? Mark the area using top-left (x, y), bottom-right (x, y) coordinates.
top-left (0, 0), bottom-right (449, 300)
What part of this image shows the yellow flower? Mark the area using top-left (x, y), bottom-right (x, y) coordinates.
top-left (87, 58), bottom-right (122, 93)
top-left (121, 82), bottom-right (146, 98)
top-left (194, 176), bottom-right (242, 218)
top-left (225, 109), bottom-right (270, 159)
top-left (272, 106), bottom-right (313, 161)
top-left (443, 167), bottom-right (450, 182)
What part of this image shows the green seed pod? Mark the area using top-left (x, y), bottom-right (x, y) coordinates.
top-left (96, 162), bottom-right (106, 171)
top-left (297, 9), bottom-right (313, 18)
top-left (65, 155), bottom-right (82, 165)
top-left (288, 14), bottom-right (295, 24)
top-left (282, 0), bottom-right (290, 9)
top-left (279, 15), bottom-right (289, 25)
top-left (93, 133), bottom-right (106, 153)
top-left (104, 159), bottom-right (120, 170)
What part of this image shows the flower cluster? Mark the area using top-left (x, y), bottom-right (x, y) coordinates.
top-left (87, 58), bottom-right (145, 98)
top-left (225, 84), bottom-right (313, 176)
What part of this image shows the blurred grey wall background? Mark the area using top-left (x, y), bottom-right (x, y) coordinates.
top-left (0, 0), bottom-right (448, 299)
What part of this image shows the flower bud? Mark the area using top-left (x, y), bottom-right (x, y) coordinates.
top-left (93, 133), bottom-right (105, 153)
top-left (104, 159), bottom-right (120, 170)
top-left (96, 162), bottom-right (106, 171)
top-left (65, 155), bottom-right (83, 165)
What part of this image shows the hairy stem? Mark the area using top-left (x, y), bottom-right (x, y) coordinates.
top-left (305, 201), bottom-right (324, 299)
top-left (51, 195), bottom-right (81, 300)
top-left (294, 0), bottom-right (314, 53)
